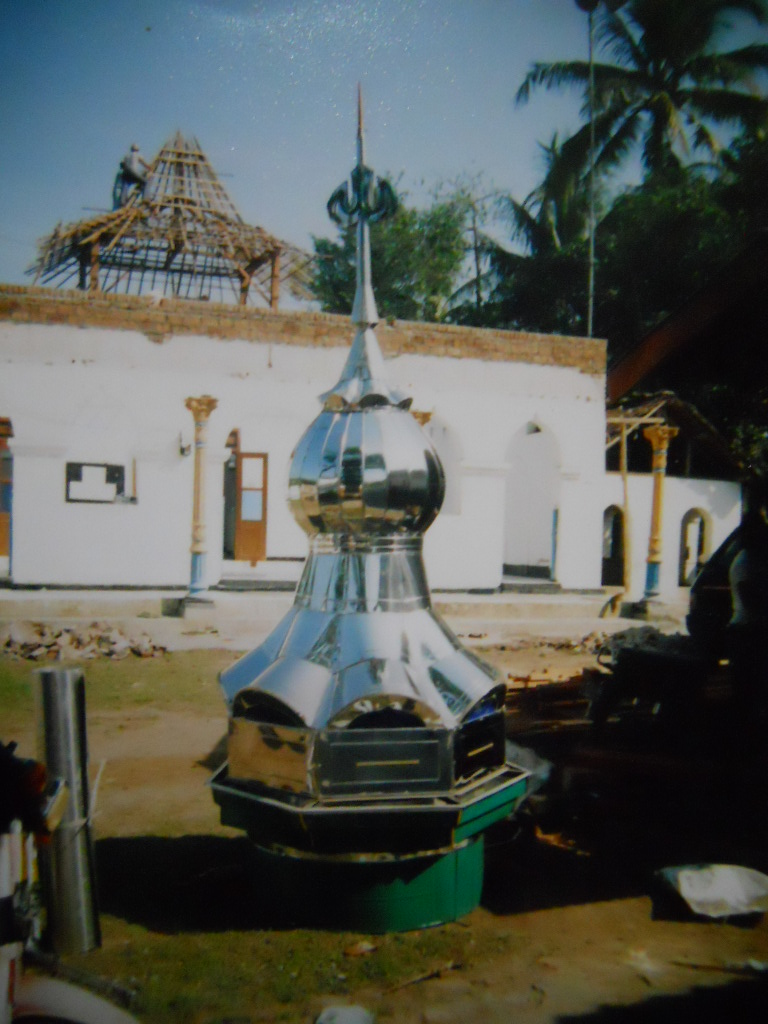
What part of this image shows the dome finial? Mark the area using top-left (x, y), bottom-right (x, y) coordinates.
top-left (324, 88), bottom-right (403, 409)
top-left (357, 81), bottom-right (365, 167)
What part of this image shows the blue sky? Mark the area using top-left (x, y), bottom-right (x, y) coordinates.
top-left (0, 0), bottom-right (765, 290)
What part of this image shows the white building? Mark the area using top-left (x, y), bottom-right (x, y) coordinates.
top-left (0, 286), bottom-right (741, 601)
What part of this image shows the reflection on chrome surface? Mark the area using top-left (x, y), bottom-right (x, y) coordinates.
top-left (289, 407), bottom-right (445, 537)
top-left (220, 100), bottom-right (513, 811)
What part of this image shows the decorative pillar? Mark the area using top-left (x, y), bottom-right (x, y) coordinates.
top-left (643, 424), bottom-right (678, 600)
top-left (185, 395), bottom-right (218, 599)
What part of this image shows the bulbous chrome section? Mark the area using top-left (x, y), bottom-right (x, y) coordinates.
top-left (288, 407), bottom-right (445, 537)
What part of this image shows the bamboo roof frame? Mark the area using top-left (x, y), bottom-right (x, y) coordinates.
top-left (607, 392), bottom-right (741, 477)
top-left (605, 396), bottom-right (667, 451)
top-left (29, 132), bottom-right (314, 308)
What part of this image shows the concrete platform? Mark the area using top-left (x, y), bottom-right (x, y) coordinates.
top-left (0, 583), bottom-right (688, 652)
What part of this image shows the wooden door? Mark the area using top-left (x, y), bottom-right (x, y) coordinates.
top-left (235, 452), bottom-right (268, 564)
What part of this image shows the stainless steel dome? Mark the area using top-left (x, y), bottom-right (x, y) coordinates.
top-left (288, 403), bottom-right (446, 537)
top-left (220, 93), bottom-right (510, 803)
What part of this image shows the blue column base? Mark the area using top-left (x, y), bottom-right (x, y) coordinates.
top-left (644, 560), bottom-right (660, 599)
top-left (189, 551), bottom-right (207, 597)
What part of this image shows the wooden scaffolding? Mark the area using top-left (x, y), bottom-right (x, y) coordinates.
top-left (30, 132), bottom-right (314, 308)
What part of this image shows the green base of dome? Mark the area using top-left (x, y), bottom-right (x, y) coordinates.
top-left (250, 837), bottom-right (485, 933)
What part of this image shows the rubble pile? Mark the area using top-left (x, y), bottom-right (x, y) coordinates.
top-left (595, 626), bottom-right (693, 666)
top-left (507, 669), bottom-right (584, 688)
top-left (495, 633), bottom-right (609, 690)
top-left (1, 621), bottom-right (166, 661)
top-left (501, 629), bottom-right (692, 690)
top-left (534, 633), bottom-right (610, 655)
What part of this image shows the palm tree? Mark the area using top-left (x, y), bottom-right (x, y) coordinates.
top-left (449, 137), bottom-right (594, 334)
top-left (516, 0), bottom-right (768, 175)
top-left (501, 133), bottom-right (593, 254)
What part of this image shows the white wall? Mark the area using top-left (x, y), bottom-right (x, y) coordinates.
top-left (395, 353), bottom-right (607, 590)
top-left (600, 472), bottom-right (741, 601)
top-left (9, 445), bottom-right (193, 586)
top-left (556, 477), bottom-right (606, 590)
top-left (1, 324), bottom-right (347, 585)
top-left (424, 464), bottom-right (507, 590)
top-left (0, 318), bottom-right (634, 593)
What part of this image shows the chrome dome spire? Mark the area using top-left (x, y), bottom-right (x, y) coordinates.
top-left (288, 87), bottom-right (444, 538)
top-left (321, 85), bottom-right (406, 410)
top-left (220, 90), bottom-right (505, 773)
top-left (211, 94), bottom-right (530, 931)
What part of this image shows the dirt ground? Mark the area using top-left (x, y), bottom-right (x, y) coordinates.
top-left (4, 627), bottom-right (768, 1023)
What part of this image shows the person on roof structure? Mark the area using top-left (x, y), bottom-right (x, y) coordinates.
top-left (113, 144), bottom-right (151, 208)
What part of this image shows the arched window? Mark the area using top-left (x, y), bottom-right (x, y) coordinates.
top-left (601, 505), bottom-right (625, 586)
top-left (679, 509), bottom-right (709, 586)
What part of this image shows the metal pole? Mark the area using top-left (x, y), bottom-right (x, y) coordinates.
top-left (586, 6), bottom-right (596, 337)
top-left (582, 1), bottom-right (632, 332)
top-left (36, 668), bottom-right (101, 954)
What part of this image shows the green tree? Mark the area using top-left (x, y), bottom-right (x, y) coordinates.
top-left (503, 133), bottom-right (593, 254)
top-left (311, 191), bottom-right (468, 323)
top-left (594, 167), bottom-right (739, 355)
top-left (593, 164), bottom-right (768, 472)
top-left (478, 243), bottom-right (588, 335)
top-left (441, 179), bottom-right (498, 318)
top-left (452, 134), bottom-right (597, 333)
top-left (516, 0), bottom-right (768, 176)
top-left (715, 126), bottom-right (768, 227)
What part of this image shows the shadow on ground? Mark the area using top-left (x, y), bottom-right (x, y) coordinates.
top-left (556, 975), bottom-right (768, 1023)
top-left (484, 712), bottom-right (768, 918)
top-left (96, 835), bottom-right (286, 933)
top-left (97, 711), bottom-right (768, 934)
top-left (96, 736), bottom-right (768, 934)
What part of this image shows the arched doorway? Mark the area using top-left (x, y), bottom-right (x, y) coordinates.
top-left (601, 505), bottom-right (625, 586)
top-left (504, 422), bottom-right (560, 580)
top-left (679, 508), bottom-right (708, 585)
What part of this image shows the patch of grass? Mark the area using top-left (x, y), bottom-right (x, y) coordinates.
top-left (70, 915), bottom-right (510, 1024)
top-left (66, 831), bottom-right (520, 1021)
top-left (0, 656), bottom-right (37, 737)
top-left (1, 647), bottom-right (528, 1023)
top-left (1, 648), bottom-right (238, 765)
top-left (0, 649), bottom-right (238, 725)
top-left (72, 650), bottom-right (240, 714)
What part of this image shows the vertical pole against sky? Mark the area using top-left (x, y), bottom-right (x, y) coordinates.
top-left (587, 5), bottom-right (596, 337)
top-left (578, 1), bottom-right (631, 335)
top-left (575, 0), bottom-right (599, 337)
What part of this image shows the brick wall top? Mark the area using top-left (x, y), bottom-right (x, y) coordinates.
top-left (0, 284), bottom-right (606, 375)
